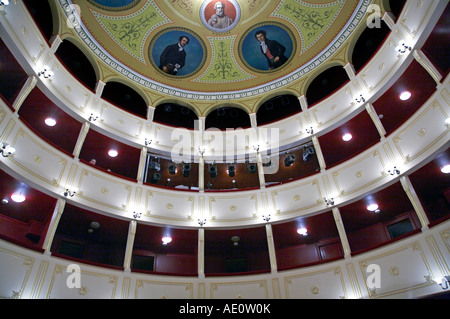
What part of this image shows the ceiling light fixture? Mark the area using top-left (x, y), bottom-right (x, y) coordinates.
top-left (297, 227), bottom-right (308, 236)
top-left (45, 117), bottom-right (57, 126)
top-left (342, 133), bottom-right (352, 142)
top-left (162, 236), bottom-right (172, 246)
top-left (399, 91), bottom-right (411, 101)
top-left (367, 203), bottom-right (380, 213)
top-left (11, 192), bottom-right (25, 203)
top-left (108, 149), bottom-right (118, 157)
top-left (440, 164), bottom-right (450, 174)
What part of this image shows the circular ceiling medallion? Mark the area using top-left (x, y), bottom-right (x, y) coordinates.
top-left (200, 0), bottom-right (241, 33)
top-left (87, 0), bottom-right (140, 11)
top-left (239, 21), bottom-right (296, 73)
top-left (149, 27), bottom-right (207, 78)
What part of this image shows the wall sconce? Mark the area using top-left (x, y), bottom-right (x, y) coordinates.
top-left (63, 188), bottom-right (76, 197)
top-left (133, 211), bottom-right (142, 219)
top-left (0, 0), bottom-right (10, 11)
top-left (297, 227), bottom-right (308, 236)
top-left (198, 147), bottom-right (205, 156)
top-left (262, 214), bottom-right (271, 222)
top-left (388, 166), bottom-right (400, 176)
top-left (439, 276), bottom-right (450, 290)
top-left (305, 127), bottom-right (314, 135)
top-left (253, 145), bottom-right (260, 153)
top-left (0, 142), bottom-right (15, 157)
top-left (396, 41), bottom-right (412, 54)
top-left (88, 113), bottom-right (98, 122)
top-left (323, 197), bottom-right (335, 206)
top-left (38, 67), bottom-right (54, 79)
top-left (198, 218), bottom-right (206, 226)
top-left (355, 94), bottom-right (366, 103)
top-left (231, 235), bottom-right (240, 246)
top-left (145, 138), bottom-right (152, 146)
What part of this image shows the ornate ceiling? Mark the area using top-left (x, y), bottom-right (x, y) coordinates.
top-left (60, 0), bottom-right (372, 106)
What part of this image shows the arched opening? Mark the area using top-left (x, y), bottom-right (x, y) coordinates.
top-left (351, 23), bottom-right (391, 73)
top-left (205, 106), bottom-right (251, 130)
top-left (153, 103), bottom-right (198, 129)
top-left (305, 66), bottom-right (349, 107)
top-left (55, 40), bottom-right (98, 91)
top-left (101, 81), bottom-right (148, 118)
top-left (256, 94), bottom-right (302, 125)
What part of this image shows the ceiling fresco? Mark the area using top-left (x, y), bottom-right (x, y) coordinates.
top-left (64, 0), bottom-right (367, 96)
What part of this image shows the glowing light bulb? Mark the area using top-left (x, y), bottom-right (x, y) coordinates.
top-left (399, 91), bottom-right (411, 101)
top-left (342, 133), bottom-right (353, 142)
top-left (108, 149), bottom-right (118, 157)
top-left (297, 227), bottom-right (308, 236)
top-left (45, 117), bottom-right (56, 126)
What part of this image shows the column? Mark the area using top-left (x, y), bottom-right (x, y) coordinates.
top-left (123, 220), bottom-right (137, 272)
top-left (249, 113), bottom-right (257, 128)
top-left (197, 117), bottom-right (205, 191)
top-left (256, 151), bottom-right (266, 188)
top-left (136, 146), bottom-right (148, 183)
top-left (332, 207), bottom-right (351, 258)
top-left (312, 136), bottom-right (326, 170)
top-left (413, 49), bottom-right (443, 85)
top-left (298, 95), bottom-right (308, 112)
top-left (94, 80), bottom-right (106, 97)
top-left (49, 34), bottom-right (63, 53)
top-left (11, 75), bottom-right (37, 112)
top-left (265, 224), bottom-right (278, 273)
top-left (400, 176), bottom-right (430, 230)
top-left (198, 228), bottom-right (205, 278)
top-left (343, 62), bottom-right (356, 79)
top-left (365, 103), bottom-right (386, 138)
top-left (72, 121), bottom-right (90, 158)
top-left (147, 105), bottom-right (155, 121)
top-left (42, 198), bottom-right (66, 255)
top-left (381, 11), bottom-right (396, 30)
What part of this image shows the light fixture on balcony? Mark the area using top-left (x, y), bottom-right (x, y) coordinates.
top-left (133, 211), bottom-right (142, 219)
top-left (145, 138), bottom-right (152, 146)
top-left (305, 127), bottom-right (314, 135)
top-left (0, 142), bottom-right (15, 157)
top-left (38, 66), bottom-right (54, 79)
top-left (262, 214), bottom-right (271, 222)
top-left (0, 0), bottom-right (10, 11)
top-left (162, 236), bottom-right (172, 246)
top-left (198, 147), bottom-right (205, 156)
top-left (253, 144), bottom-right (260, 153)
top-left (297, 227), bottom-right (308, 236)
top-left (198, 218), bottom-right (206, 226)
top-left (388, 166), bottom-right (400, 176)
top-left (88, 113), bottom-right (98, 122)
top-left (439, 276), bottom-right (450, 290)
top-left (355, 94), bottom-right (366, 103)
top-left (63, 188), bottom-right (76, 197)
top-left (324, 197), bottom-right (335, 206)
top-left (396, 40), bottom-right (412, 54)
